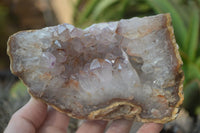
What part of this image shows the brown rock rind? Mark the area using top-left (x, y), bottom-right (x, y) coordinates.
top-left (7, 13), bottom-right (184, 123)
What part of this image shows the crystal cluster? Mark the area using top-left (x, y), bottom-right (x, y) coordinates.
top-left (7, 13), bottom-right (184, 123)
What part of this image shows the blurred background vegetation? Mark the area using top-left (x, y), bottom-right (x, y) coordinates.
top-left (0, 0), bottom-right (199, 132)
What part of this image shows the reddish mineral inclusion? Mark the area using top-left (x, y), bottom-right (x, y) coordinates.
top-left (7, 13), bottom-right (184, 123)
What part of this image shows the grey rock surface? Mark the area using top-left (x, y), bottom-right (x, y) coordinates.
top-left (7, 13), bottom-right (184, 123)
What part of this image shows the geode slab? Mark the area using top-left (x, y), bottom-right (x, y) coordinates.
top-left (7, 13), bottom-right (184, 123)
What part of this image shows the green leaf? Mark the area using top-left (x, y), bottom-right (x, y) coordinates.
top-left (146, 0), bottom-right (187, 46)
top-left (119, 0), bottom-right (129, 17)
top-left (195, 106), bottom-right (200, 115)
top-left (77, 0), bottom-right (100, 25)
top-left (183, 80), bottom-right (200, 115)
top-left (10, 80), bottom-right (27, 99)
top-left (184, 8), bottom-right (199, 61)
top-left (187, 63), bottom-right (200, 81)
top-left (170, 1), bottom-right (191, 27)
top-left (91, 0), bottom-right (118, 20)
top-left (196, 57), bottom-right (200, 67)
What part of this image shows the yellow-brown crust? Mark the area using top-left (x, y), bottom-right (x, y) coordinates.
top-left (7, 13), bottom-right (184, 124)
top-left (88, 102), bottom-right (142, 120)
top-left (7, 36), bottom-right (14, 75)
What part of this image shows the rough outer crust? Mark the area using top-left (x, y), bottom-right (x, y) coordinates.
top-left (7, 13), bottom-right (184, 124)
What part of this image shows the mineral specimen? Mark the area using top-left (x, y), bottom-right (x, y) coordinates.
top-left (7, 13), bottom-right (184, 123)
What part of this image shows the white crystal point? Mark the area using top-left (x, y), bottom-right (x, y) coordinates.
top-left (7, 13), bottom-right (184, 123)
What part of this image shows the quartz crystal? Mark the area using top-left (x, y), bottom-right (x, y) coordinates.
top-left (7, 13), bottom-right (184, 123)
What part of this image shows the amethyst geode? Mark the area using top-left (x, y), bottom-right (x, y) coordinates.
top-left (7, 14), bottom-right (184, 123)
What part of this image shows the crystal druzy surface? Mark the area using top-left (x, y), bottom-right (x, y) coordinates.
top-left (7, 14), bottom-right (184, 123)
